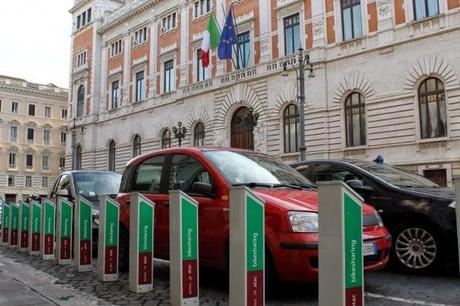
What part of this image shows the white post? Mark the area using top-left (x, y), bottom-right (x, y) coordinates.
top-left (56, 197), bottom-right (73, 265)
top-left (74, 196), bottom-right (93, 272)
top-left (28, 201), bottom-right (42, 256)
top-left (169, 190), bottom-right (199, 306)
top-left (454, 176), bottom-right (460, 275)
top-left (41, 199), bottom-right (56, 260)
top-left (229, 186), bottom-right (265, 306)
top-left (318, 181), bottom-right (364, 306)
top-left (129, 193), bottom-right (155, 293)
top-left (98, 196), bottom-right (120, 282)
top-left (9, 204), bottom-right (19, 248)
top-left (19, 201), bottom-right (30, 252)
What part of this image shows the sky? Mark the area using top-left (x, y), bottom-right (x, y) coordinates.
top-left (0, 0), bottom-right (74, 89)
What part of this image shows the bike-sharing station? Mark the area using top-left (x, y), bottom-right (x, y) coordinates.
top-left (75, 196), bottom-right (93, 272)
top-left (42, 199), bottom-right (56, 260)
top-left (97, 196), bottom-right (120, 282)
top-left (9, 204), bottom-right (19, 248)
top-left (318, 181), bottom-right (364, 306)
top-left (19, 201), bottom-right (30, 252)
top-left (169, 191), bottom-right (199, 306)
top-left (0, 183), bottom-right (368, 305)
top-left (56, 197), bottom-right (73, 265)
top-left (29, 201), bottom-right (42, 256)
top-left (129, 193), bottom-right (155, 293)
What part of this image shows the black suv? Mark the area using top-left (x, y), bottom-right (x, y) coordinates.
top-left (292, 159), bottom-right (457, 274)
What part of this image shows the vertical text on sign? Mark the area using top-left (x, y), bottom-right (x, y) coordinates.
top-left (2, 204), bottom-right (10, 244)
top-left (43, 201), bottom-right (55, 255)
top-left (138, 200), bottom-right (153, 285)
top-left (10, 205), bottom-right (19, 246)
top-left (60, 199), bottom-right (73, 260)
top-left (344, 193), bottom-right (363, 306)
top-left (79, 198), bottom-right (92, 265)
top-left (20, 202), bottom-right (30, 248)
top-left (181, 196), bottom-right (198, 299)
top-left (105, 198), bottom-right (119, 274)
top-left (246, 194), bottom-right (264, 306)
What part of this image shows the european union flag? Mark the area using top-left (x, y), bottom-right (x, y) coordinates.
top-left (218, 8), bottom-right (237, 60)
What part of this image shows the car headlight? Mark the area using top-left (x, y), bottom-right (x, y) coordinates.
top-left (375, 211), bottom-right (384, 227)
top-left (449, 201), bottom-right (456, 209)
top-left (288, 211), bottom-right (318, 233)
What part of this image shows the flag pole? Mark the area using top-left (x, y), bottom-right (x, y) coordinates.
top-left (230, 4), bottom-right (241, 69)
top-left (219, 3), bottom-right (238, 70)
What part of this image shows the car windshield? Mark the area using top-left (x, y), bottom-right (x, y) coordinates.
top-left (204, 151), bottom-right (313, 187)
top-left (73, 172), bottom-right (122, 197)
top-left (352, 162), bottom-right (439, 188)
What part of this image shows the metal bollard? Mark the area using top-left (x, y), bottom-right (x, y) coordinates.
top-left (74, 196), bottom-right (93, 272)
top-left (97, 196), bottom-right (120, 282)
top-left (129, 193), bottom-right (155, 293)
top-left (229, 186), bottom-right (265, 306)
top-left (28, 201), bottom-right (42, 256)
top-left (169, 190), bottom-right (199, 306)
top-left (41, 199), bottom-right (56, 260)
top-left (318, 181), bottom-right (364, 306)
top-left (56, 197), bottom-right (73, 265)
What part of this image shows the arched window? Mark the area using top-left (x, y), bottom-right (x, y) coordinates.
top-left (108, 140), bottom-right (116, 171)
top-left (133, 135), bottom-right (141, 157)
top-left (75, 145), bottom-right (82, 170)
top-left (162, 129), bottom-right (171, 149)
top-left (283, 104), bottom-right (299, 153)
top-left (419, 78), bottom-right (447, 139)
top-left (77, 85), bottom-right (85, 118)
top-left (193, 122), bottom-right (205, 146)
top-left (231, 107), bottom-right (254, 150)
top-left (345, 92), bottom-right (366, 147)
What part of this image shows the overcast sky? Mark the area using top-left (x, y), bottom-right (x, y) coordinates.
top-left (0, 0), bottom-right (74, 88)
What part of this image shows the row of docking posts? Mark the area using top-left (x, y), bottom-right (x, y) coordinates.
top-left (0, 182), bottom-right (380, 306)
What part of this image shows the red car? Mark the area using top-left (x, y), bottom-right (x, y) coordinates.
top-left (116, 147), bottom-right (391, 283)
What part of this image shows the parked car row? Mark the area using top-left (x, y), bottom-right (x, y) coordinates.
top-left (44, 147), bottom-right (457, 285)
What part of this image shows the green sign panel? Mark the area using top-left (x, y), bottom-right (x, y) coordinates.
top-left (138, 199), bottom-right (153, 253)
top-left (2, 203), bottom-right (9, 229)
top-left (79, 198), bottom-right (92, 241)
top-left (20, 202), bottom-right (30, 232)
top-left (31, 202), bottom-right (41, 234)
top-left (181, 197), bottom-right (198, 260)
top-left (246, 195), bottom-right (264, 272)
top-left (105, 198), bottom-right (119, 246)
top-left (60, 199), bottom-right (73, 238)
top-left (11, 205), bottom-right (19, 230)
top-left (44, 200), bottom-right (55, 236)
top-left (344, 192), bottom-right (363, 306)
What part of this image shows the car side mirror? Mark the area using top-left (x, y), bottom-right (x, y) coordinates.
top-left (55, 189), bottom-right (69, 197)
top-left (191, 182), bottom-right (214, 197)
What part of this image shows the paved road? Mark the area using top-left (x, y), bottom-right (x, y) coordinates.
top-left (0, 247), bottom-right (459, 306)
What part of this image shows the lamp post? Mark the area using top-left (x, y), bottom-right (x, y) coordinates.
top-left (282, 48), bottom-right (314, 161)
top-left (172, 122), bottom-right (187, 147)
top-left (71, 118), bottom-right (76, 170)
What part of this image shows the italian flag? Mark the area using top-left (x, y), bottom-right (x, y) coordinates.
top-left (201, 15), bottom-right (220, 68)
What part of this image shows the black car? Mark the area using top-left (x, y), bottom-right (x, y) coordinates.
top-left (48, 171), bottom-right (122, 253)
top-left (291, 159), bottom-right (457, 274)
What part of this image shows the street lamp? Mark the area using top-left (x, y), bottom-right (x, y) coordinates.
top-left (71, 118), bottom-right (76, 170)
top-left (282, 48), bottom-right (315, 161)
top-left (172, 122), bottom-right (187, 147)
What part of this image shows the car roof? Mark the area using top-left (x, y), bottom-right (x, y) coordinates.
top-left (61, 170), bottom-right (121, 175)
top-left (291, 159), bottom-right (376, 167)
top-left (127, 146), bottom-right (267, 166)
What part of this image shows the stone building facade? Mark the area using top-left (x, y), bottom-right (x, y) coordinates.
top-left (0, 75), bottom-right (68, 204)
top-left (68, 0), bottom-right (460, 186)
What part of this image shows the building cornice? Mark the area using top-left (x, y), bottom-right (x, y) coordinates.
top-left (69, 0), bottom-right (124, 14)
top-left (0, 84), bottom-right (68, 101)
top-left (98, 0), bottom-right (164, 34)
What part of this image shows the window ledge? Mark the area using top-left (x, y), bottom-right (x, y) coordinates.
top-left (337, 36), bottom-right (365, 46)
top-left (133, 41), bottom-right (148, 50)
top-left (409, 13), bottom-right (442, 26)
top-left (193, 12), bottom-right (211, 23)
top-left (416, 137), bottom-right (449, 144)
top-left (160, 28), bottom-right (178, 36)
top-left (343, 145), bottom-right (368, 152)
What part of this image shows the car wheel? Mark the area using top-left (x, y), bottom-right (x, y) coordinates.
top-left (119, 225), bottom-right (129, 272)
top-left (391, 223), bottom-right (442, 274)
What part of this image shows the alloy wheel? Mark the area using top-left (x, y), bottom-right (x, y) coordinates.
top-left (395, 227), bottom-right (437, 270)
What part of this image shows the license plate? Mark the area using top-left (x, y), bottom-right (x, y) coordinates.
top-left (363, 242), bottom-right (377, 256)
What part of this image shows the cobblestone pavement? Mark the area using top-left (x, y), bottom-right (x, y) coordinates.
top-left (1, 247), bottom-right (460, 306)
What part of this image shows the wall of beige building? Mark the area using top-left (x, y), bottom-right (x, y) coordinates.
top-left (67, 0), bottom-right (460, 187)
top-left (0, 76), bottom-right (68, 204)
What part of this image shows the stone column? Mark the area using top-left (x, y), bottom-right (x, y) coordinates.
top-left (149, 17), bottom-right (157, 97)
top-left (123, 32), bottom-right (131, 105)
top-left (179, 1), bottom-right (189, 87)
top-left (258, 0), bottom-right (272, 62)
